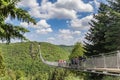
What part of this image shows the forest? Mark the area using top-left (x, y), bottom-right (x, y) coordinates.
top-left (0, 0), bottom-right (120, 80)
top-left (0, 42), bottom-right (119, 80)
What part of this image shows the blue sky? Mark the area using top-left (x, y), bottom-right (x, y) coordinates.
top-left (5, 0), bottom-right (106, 45)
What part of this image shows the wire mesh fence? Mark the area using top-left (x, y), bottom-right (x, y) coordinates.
top-left (83, 50), bottom-right (120, 69)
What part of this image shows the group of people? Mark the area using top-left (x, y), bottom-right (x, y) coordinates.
top-left (58, 56), bottom-right (86, 67)
top-left (70, 56), bottom-right (86, 66)
top-left (58, 60), bottom-right (67, 67)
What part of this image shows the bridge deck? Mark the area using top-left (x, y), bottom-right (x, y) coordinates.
top-left (87, 68), bottom-right (120, 73)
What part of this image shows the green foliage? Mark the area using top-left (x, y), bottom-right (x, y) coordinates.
top-left (51, 69), bottom-right (65, 80)
top-left (15, 70), bottom-right (25, 79)
top-left (104, 0), bottom-right (120, 50)
top-left (84, 0), bottom-right (120, 79)
top-left (0, 0), bottom-right (36, 43)
top-left (49, 69), bottom-right (75, 80)
top-left (85, 3), bottom-right (111, 56)
top-left (102, 76), bottom-right (120, 80)
top-left (0, 24), bottom-right (29, 43)
top-left (1, 42), bottom-right (120, 79)
top-left (0, 42), bottom-right (87, 80)
top-left (0, 49), bottom-right (5, 77)
top-left (69, 42), bottom-right (85, 59)
top-left (65, 74), bottom-right (80, 80)
top-left (34, 72), bottom-right (49, 80)
top-left (40, 42), bottom-right (69, 61)
top-left (84, 73), bottom-right (104, 80)
top-left (0, 42), bottom-right (72, 80)
top-left (85, 0), bottom-right (120, 56)
top-left (59, 45), bottom-right (73, 53)
top-left (0, 0), bottom-right (36, 24)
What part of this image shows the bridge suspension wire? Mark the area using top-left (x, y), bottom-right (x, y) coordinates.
top-left (38, 44), bottom-right (120, 76)
top-left (38, 44), bottom-right (58, 67)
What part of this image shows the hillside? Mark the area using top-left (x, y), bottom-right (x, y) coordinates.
top-left (0, 42), bottom-right (119, 80)
top-left (0, 42), bottom-right (70, 79)
top-left (40, 42), bottom-right (69, 61)
top-left (1, 42), bottom-right (70, 67)
top-left (59, 45), bottom-right (73, 53)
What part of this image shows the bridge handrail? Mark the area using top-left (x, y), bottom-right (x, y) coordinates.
top-left (38, 44), bottom-right (59, 67)
top-left (83, 50), bottom-right (120, 69)
top-left (37, 44), bottom-right (120, 76)
top-left (88, 50), bottom-right (119, 58)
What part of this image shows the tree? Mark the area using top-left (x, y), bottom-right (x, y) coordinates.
top-left (0, 0), bottom-right (36, 43)
top-left (104, 0), bottom-right (120, 50)
top-left (84, 1), bottom-right (120, 80)
top-left (85, 3), bottom-right (110, 56)
top-left (85, 0), bottom-right (120, 56)
top-left (108, 0), bottom-right (120, 12)
top-left (0, 0), bottom-right (36, 23)
top-left (69, 42), bottom-right (85, 59)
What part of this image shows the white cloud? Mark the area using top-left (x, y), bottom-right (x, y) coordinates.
top-left (94, 0), bottom-right (100, 8)
top-left (18, 0), bottom-right (93, 19)
top-left (20, 22), bottom-right (28, 28)
top-left (47, 37), bottom-right (55, 41)
top-left (27, 20), bottom-right (49, 29)
top-left (59, 29), bottom-right (80, 35)
top-left (47, 37), bottom-right (56, 43)
top-left (55, 0), bottom-right (93, 12)
top-left (37, 20), bottom-right (50, 28)
top-left (16, 0), bottom-right (96, 45)
top-left (20, 19), bottom-right (53, 34)
top-left (73, 31), bottom-right (81, 35)
top-left (59, 29), bottom-right (71, 34)
top-left (44, 29), bottom-right (85, 45)
top-left (58, 29), bottom-right (73, 40)
top-left (35, 20), bottom-right (53, 34)
top-left (42, 0), bottom-right (48, 5)
top-left (45, 29), bottom-right (83, 45)
top-left (36, 28), bottom-right (53, 34)
top-left (17, 0), bottom-right (39, 8)
top-left (70, 15), bottom-right (93, 30)
top-left (58, 29), bottom-right (81, 40)
top-left (59, 34), bottom-right (73, 40)
top-left (89, 0), bottom-right (100, 8)
top-left (50, 8), bottom-right (77, 19)
top-left (29, 1), bottom-right (77, 19)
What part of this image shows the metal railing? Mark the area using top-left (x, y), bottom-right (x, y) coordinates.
top-left (38, 43), bottom-right (120, 71)
top-left (82, 50), bottom-right (120, 69)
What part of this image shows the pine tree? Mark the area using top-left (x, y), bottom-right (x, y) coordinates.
top-left (108, 0), bottom-right (120, 12)
top-left (85, 3), bottom-right (110, 56)
top-left (85, 0), bottom-right (120, 56)
top-left (0, 0), bottom-right (36, 43)
top-left (84, 0), bottom-right (120, 79)
top-left (104, 0), bottom-right (120, 50)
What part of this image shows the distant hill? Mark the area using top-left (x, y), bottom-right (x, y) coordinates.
top-left (59, 45), bottom-right (73, 53)
top-left (0, 42), bottom-right (70, 74)
top-left (40, 42), bottom-right (70, 61)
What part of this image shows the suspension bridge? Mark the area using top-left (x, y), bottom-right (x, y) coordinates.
top-left (37, 44), bottom-right (120, 76)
